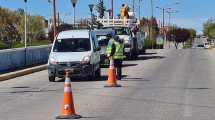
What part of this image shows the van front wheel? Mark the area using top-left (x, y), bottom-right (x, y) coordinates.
top-left (95, 68), bottom-right (101, 80)
top-left (86, 67), bottom-right (96, 80)
top-left (49, 75), bottom-right (55, 82)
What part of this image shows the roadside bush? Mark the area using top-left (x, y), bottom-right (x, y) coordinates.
top-left (144, 39), bottom-right (157, 49)
top-left (0, 42), bottom-right (8, 50)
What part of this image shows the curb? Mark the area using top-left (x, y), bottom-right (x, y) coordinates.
top-left (0, 64), bottom-right (47, 82)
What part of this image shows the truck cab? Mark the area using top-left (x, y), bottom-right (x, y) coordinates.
top-left (94, 28), bottom-right (115, 66)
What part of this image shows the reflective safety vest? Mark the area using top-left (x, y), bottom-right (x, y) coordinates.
top-left (113, 41), bottom-right (125, 60)
top-left (106, 39), bottom-right (114, 56)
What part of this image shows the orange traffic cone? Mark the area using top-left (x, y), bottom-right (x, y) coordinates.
top-left (104, 59), bottom-right (121, 87)
top-left (56, 70), bottom-right (81, 119)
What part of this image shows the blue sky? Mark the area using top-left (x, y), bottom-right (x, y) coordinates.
top-left (0, 0), bottom-right (214, 34)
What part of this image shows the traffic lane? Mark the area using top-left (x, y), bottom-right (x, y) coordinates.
top-left (83, 49), bottom-right (215, 120)
top-left (0, 49), bottom-right (171, 120)
top-left (145, 49), bottom-right (215, 120)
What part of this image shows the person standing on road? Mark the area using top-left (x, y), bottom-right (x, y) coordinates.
top-left (106, 36), bottom-right (125, 80)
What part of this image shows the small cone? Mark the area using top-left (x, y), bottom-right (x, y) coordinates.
top-left (56, 70), bottom-right (81, 119)
top-left (104, 59), bottom-right (121, 87)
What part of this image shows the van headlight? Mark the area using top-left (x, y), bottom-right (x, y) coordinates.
top-left (124, 36), bottom-right (129, 41)
top-left (124, 36), bottom-right (130, 44)
top-left (81, 56), bottom-right (90, 64)
top-left (49, 57), bottom-right (58, 65)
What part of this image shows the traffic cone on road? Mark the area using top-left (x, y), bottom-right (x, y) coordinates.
top-left (56, 70), bottom-right (81, 119)
top-left (104, 59), bottom-right (121, 87)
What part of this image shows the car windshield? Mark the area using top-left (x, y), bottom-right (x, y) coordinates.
top-left (96, 35), bottom-right (109, 46)
top-left (115, 27), bottom-right (130, 35)
top-left (53, 38), bottom-right (91, 52)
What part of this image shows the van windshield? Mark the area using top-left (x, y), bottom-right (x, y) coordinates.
top-left (115, 27), bottom-right (130, 35)
top-left (96, 35), bottom-right (109, 46)
top-left (53, 38), bottom-right (91, 52)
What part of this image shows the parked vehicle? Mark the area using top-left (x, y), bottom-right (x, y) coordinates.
top-left (94, 28), bottom-right (115, 66)
top-left (48, 30), bottom-right (101, 82)
top-left (204, 42), bottom-right (210, 49)
top-left (196, 44), bottom-right (204, 48)
top-left (103, 26), bottom-right (145, 59)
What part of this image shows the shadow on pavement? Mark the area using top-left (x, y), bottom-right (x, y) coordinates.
top-left (136, 55), bottom-right (166, 61)
top-left (122, 63), bottom-right (138, 67)
top-left (125, 55), bottom-right (165, 61)
top-left (122, 77), bottom-right (150, 82)
top-left (9, 89), bottom-right (57, 94)
top-left (143, 52), bottom-right (157, 55)
top-left (55, 75), bottom-right (107, 82)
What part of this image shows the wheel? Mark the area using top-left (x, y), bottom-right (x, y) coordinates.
top-left (49, 75), bottom-right (55, 82)
top-left (86, 67), bottom-right (96, 81)
top-left (95, 68), bottom-right (101, 80)
top-left (133, 54), bottom-right (138, 59)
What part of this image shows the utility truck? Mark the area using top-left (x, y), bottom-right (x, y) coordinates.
top-left (97, 14), bottom-right (145, 59)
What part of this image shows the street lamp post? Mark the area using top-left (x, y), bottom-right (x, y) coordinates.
top-left (24, 0), bottom-right (27, 66)
top-left (24, 0), bottom-right (27, 48)
top-left (52, 0), bottom-right (57, 39)
top-left (70, 0), bottom-right (78, 26)
top-left (88, 4), bottom-right (94, 29)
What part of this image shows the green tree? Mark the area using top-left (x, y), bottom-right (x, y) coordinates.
top-left (0, 7), bottom-right (46, 48)
top-left (203, 19), bottom-right (215, 38)
top-left (28, 15), bottom-right (46, 41)
top-left (96, 0), bottom-right (106, 18)
top-left (140, 17), bottom-right (159, 48)
top-left (166, 27), bottom-right (192, 49)
top-left (0, 7), bottom-right (21, 48)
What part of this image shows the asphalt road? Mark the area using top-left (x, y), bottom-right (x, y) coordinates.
top-left (0, 49), bottom-right (215, 120)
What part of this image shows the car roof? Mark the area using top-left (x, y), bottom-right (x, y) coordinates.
top-left (57, 29), bottom-right (90, 39)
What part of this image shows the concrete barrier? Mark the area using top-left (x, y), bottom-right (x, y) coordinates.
top-left (0, 45), bottom-right (52, 73)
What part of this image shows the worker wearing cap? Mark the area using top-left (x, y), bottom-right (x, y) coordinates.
top-left (106, 36), bottom-right (125, 80)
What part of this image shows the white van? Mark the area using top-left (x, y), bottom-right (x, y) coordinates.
top-left (48, 30), bottom-right (101, 82)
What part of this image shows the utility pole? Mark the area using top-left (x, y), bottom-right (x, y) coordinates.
top-left (162, 8), bottom-right (165, 33)
top-left (52, 0), bottom-right (57, 39)
top-left (162, 8), bottom-right (165, 47)
top-left (138, 0), bottom-right (141, 20)
top-left (150, 0), bottom-right (154, 18)
top-left (150, 0), bottom-right (154, 49)
top-left (57, 12), bottom-right (60, 26)
top-left (133, 0), bottom-right (135, 13)
top-left (111, 0), bottom-right (113, 19)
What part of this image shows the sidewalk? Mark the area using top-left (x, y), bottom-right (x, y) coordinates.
top-left (0, 64), bottom-right (47, 82)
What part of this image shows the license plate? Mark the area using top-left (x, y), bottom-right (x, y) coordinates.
top-left (125, 48), bottom-right (130, 53)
